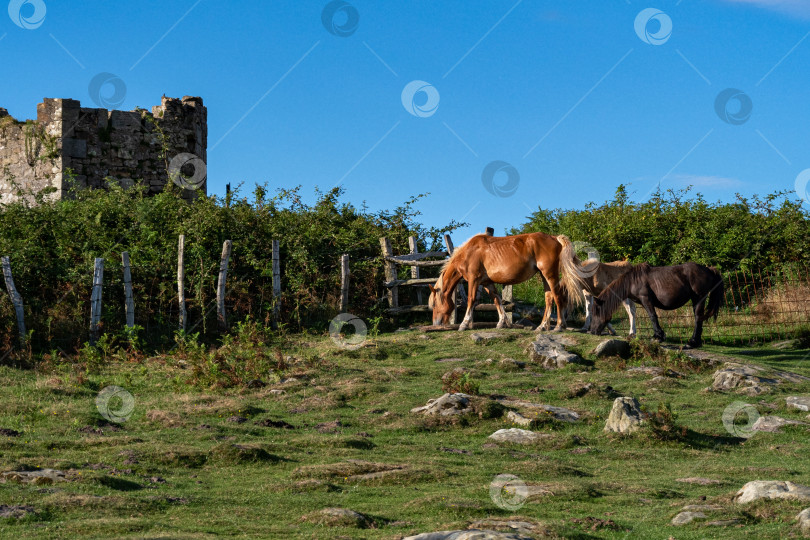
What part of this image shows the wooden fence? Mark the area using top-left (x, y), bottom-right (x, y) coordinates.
top-left (378, 227), bottom-right (515, 325)
top-left (0, 236), bottom-right (282, 347)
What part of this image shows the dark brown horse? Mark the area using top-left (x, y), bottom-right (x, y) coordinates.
top-left (428, 233), bottom-right (586, 331)
top-left (588, 262), bottom-right (723, 348)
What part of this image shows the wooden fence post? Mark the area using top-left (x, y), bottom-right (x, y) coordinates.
top-left (178, 235), bottom-right (186, 331)
top-left (502, 283), bottom-right (514, 325)
top-left (408, 236), bottom-right (422, 305)
top-left (380, 237), bottom-right (398, 309)
top-left (1, 256), bottom-right (25, 343)
top-left (90, 258), bottom-right (104, 344)
top-left (217, 240), bottom-right (232, 332)
top-left (340, 253), bottom-right (350, 313)
top-left (121, 252), bottom-right (135, 328)
top-left (272, 239), bottom-right (281, 329)
top-left (443, 234), bottom-right (459, 324)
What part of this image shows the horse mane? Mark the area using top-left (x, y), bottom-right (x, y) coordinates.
top-left (438, 233), bottom-right (487, 279)
top-left (597, 263), bottom-right (650, 316)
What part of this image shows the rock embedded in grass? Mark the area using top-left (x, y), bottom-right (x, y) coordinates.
top-left (734, 480), bottom-right (810, 504)
top-left (404, 529), bottom-right (534, 540)
top-left (525, 335), bottom-right (588, 369)
top-left (671, 511), bottom-right (707, 525)
top-left (604, 397), bottom-right (644, 434)
top-left (797, 508), bottom-right (810, 534)
top-left (488, 428), bottom-right (553, 445)
top-left (709, 362), bottom-right (810, 395)
top-left (1, 468), bottom-right (66, 485)
top-left (787, 396), bottom-right (810, 412)
top-left (675, 477), bottom-right (723, 486)
top-left (0, 505), bottom-right (36, 519)
top-left (751, 415), bottom-right (808, 433)
top-left (411, 393), bottom-right (473, 416)
top-left (304, 507), bottom-right (373, 528)
top-left (593, 339), bottom-right (631, 359)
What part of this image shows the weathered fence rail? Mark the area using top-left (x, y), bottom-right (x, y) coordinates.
top-left (379, 229), bottom-right (515, 325)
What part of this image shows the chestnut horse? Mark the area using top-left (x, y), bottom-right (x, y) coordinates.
top-left (428, 233), bottom-right (586, 331)
top-left (589, 262), bottom-right (723, 348)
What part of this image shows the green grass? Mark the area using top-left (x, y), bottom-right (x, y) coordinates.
top-left (1, 330), bottom-right (809, 538)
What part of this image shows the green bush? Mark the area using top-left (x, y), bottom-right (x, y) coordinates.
top-left (0, 180), bottom-right (461, 354)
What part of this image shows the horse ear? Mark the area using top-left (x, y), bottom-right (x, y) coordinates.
top-left (428, 285), bottom-right (435, 294)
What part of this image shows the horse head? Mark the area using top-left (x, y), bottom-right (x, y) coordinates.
top-left (588, 296), bottom-right (610, 336)
top-left (428, 283), bottom-right (454, 326)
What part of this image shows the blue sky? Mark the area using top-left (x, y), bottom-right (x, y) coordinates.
top-left (2, 0), bottom-right (809, 239)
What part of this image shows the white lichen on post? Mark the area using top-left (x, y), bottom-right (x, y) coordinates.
top-left (178, 235), bottom-right (186, 331)
top-left (1, 256), bottom-right (25, 343)
top-left (90, 258), bottom-right (104, 344)
top-left (272, 239), bottom-right (281, 329)
top-left (340, 253), bottom-right (350, 313)
top-left (121, 252), bottom-right (135, 328)
top-left (217, 240), bottom-right (232, 332)
top-left (409, 236), bottom-right (422, 305)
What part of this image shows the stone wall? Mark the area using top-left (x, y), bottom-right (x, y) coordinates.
top-left (0, 96), bottom-right (207, 204)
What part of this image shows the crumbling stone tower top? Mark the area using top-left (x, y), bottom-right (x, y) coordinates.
top-left (0, 95), bottom-right (207, 203)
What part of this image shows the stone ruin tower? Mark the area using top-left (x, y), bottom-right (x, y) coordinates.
top-left (0, 96), bottom-right (207, 203)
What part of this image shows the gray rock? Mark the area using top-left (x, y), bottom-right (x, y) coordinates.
top-left (604, 397), bottom-right (644, 434)
top-left (734, 480), bottom-right (810, 504)
top-left (0, 505), bottom-right (36, 519)
top-left (499, 358), bottom-right (525, 370)
top-left (313, 507), bottom-right (371, 528)
top-left (526, 335), bottom-right (587, 369)
top-left (797, 507), bottom-right (810, 534)
top-left (709, 362), bottom-right (810, 394)
top-left (488, 428), bottom-right (552, 445)
top-left (471, 332), bottom-right (507, 343)
top-left (593, 339), bottom-right (631, 359)
top-left (467, 519), bottom-right (545, 538)
top-left (404, 530), bottom-right (533, 540)
top-left (497, 399), bottom-right (580, 423)
top-left (671, 511), bottom-right (706, 525)
top-left (751, 415), bottom-right (808, 433)
top-left (411, 393), bottom-right (472, 416)
top-left (787, 396), bottom-right (810, 412)
top-left (0, 469), bottom-right (66, 485)
top-left (506, 411), bottom-right (534, 427)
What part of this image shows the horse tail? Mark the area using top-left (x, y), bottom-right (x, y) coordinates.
top-left (706, 267), bottom-right (724, 321)
top-left (555, 235), bottom-right (587, 307)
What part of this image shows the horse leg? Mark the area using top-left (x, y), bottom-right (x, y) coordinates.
top-left (580, 290), bottom-right (592, 331)
top-left (640, 296), bottom-right (665, 342)
top-left (688, 297), bottom-right (707, 348)
top-left (543, 272), bottom-right (567, 332)
top-left (624, 299), bottom-right (637, 338)
top-left (538, 276), bottom-right (553, 332)
top-left (483, 283), bottom-right (507, 329)
top-left (458, 277), bottom-right (479, 331)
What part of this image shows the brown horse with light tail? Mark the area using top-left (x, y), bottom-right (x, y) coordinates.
top-left (428, 233), bottom-right (587, 331)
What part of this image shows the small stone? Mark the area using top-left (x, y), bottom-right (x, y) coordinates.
top-left (488, 428), bottom-right (553, 445)
top-left (227, 415), bottom-right (247, 423)
top-left (772, 339), bottom-right (800, 350)
top-left (593, 339), bottom-right (631, 359)
top-left (751, 415), bottom-right (807, 433)
top-left (734, 480), bottom-right (810, 504)
top-left (796, 507), bottom-right (810, 534)
top-left (269, 389), bottom-right (285, 395)
top-left (471, 331), bottom-right (506, 343)
top-left (404, 530), bottom-right (533, 540)
top-left (604, 397), bottom-right (644, 434)
top-left (0, 505), bottom-right (36, 519)
top-left (506, 411), bottom-right (534, 427)
top-left (310, 507), bottom-right (372, 528)
top-left (671, 511), bottom-right (706, 525)
top-left (411, 393), bottom-right (473, 416)
top-left (526, 335), bottom-right (588, 369)
top-left (787, 396), bottom-right (810, 412)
